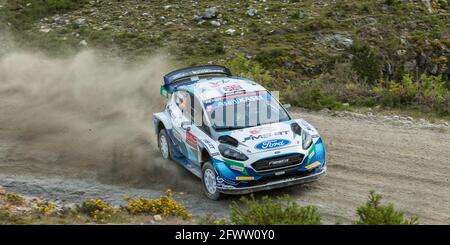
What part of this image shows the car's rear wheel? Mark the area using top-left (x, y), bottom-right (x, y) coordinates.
top-left (158, 129), bottom-right (171, 160)
top-left (202, 161), bottom-right (222, 200)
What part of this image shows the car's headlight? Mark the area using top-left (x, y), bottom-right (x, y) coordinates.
top-left (218, 144), bottom-right (249, 161)
top-left (302, 130), bottom-right (313, 150)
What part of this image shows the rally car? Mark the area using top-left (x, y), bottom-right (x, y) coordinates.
top-left (153, 65), bottom-right (326, 200)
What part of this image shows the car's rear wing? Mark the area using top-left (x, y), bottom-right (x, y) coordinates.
top-left (161, 65), bottom-right (232, 96)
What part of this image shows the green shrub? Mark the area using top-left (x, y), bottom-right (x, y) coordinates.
top-left (401, 74), bottom-right (419, 102)
top-left (230, 195), bottom-right (321, 225)
top-left (417, 74), bottom-right (448, 112)
top-left (374, 74), bottom-right (449, 114)
top-left (354, 191), bottom-right (419, 225)
top-left (351, 42), bottom-right (382, 84)
top-left (283, 81), bottom-right (342, 110)
top-left (281, 69), bottom-right (448, 115)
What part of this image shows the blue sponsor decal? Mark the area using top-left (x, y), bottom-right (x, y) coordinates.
top-left (255, 139), bottom-right (291, 150)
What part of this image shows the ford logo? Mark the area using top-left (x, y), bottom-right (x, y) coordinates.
top-left (255, 139), bottom-right (291, 150)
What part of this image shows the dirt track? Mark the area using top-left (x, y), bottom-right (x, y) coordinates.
top-left (287, 109), bottom-right (450, 224)
top-left (1, 105), bottom-right (449, 224)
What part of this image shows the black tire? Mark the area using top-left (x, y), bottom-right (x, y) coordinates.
top-left (158, 129), bottom-right (171, 160)
top-left (201, 161), bottom-right (222, 200)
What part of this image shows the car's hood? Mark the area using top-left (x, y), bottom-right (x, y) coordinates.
top-left (226, 121), bottom-right (302, 154)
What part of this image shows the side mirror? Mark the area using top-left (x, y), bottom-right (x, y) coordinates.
top-left (160, 85), bottom-right (170, 99)
top-left (181, 121), bottom-right (191, 131)
top-left (283, 103), bottom-right (292, 110)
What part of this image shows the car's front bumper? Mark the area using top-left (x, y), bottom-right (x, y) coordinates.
top-left (217, 166), bottom-right (326, 195)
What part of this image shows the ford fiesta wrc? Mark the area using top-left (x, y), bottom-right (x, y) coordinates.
top-left (153, 65), bottom-right (326, 200)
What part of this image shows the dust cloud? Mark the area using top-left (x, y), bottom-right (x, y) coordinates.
top-left (0, 49), bottom-right (198, 191)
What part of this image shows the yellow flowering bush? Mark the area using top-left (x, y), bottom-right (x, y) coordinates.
top-left (34, 200), bottom-right (57, 215)
top-left (126, 190), bottom-right (192, 220)
top-left (127, 197), bottom-right (151, 215)
top-left (6, 193), bottom-right (26, 206)
top-left (80, 198), bottom-right (116, 223)
top-left (149, 189), bottom-right (192, 220)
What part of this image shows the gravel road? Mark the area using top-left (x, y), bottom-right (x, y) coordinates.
top-left (286, 109), bottom-right (450, 224)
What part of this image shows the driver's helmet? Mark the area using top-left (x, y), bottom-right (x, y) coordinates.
top-left (175, 92), bottom-right (187, 112)
top-left (181, 96), bottom-right (187, 112)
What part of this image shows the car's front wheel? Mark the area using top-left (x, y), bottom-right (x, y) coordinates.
top-left (158, 129), bottom-right (171, 160)
top-left (202, 161), bottom-right (222, 200)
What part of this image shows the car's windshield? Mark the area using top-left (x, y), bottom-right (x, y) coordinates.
top-left (203, 91), bottom-right (290, 131)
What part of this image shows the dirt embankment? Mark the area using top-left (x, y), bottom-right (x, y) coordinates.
top-left (0, 51), bottom-right (449, 224)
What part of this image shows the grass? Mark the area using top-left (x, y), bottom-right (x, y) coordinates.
top-left (1, 0), bottom-right (89, 28)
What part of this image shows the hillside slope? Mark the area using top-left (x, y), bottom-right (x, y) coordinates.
top-left (1, 0), bottom-right (449, 115)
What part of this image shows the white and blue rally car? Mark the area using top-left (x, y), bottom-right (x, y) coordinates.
top-left (153, 65), bottom-right (326, 200)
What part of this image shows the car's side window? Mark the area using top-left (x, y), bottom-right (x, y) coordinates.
top-left (192, 97), bottom-right (202, 124)
top-left (173, 91), bottom-right (192, 120)
top-left (200, 112), bottom-right (212, 136)
top-left (174, 91), bottom-right (185, 112)
top-left (188, 93), bottom-right (211, 137)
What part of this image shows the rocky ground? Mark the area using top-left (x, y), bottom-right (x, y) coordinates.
top-left (2, 0), bottom-right (449, 78)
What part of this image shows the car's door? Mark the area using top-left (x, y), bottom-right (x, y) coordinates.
top-left (169, 90), bottom-right (191, 159)
top-left (182, 91), bottom-right (207, 165)
top-left (184, 93), bottom-right (215, 175)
